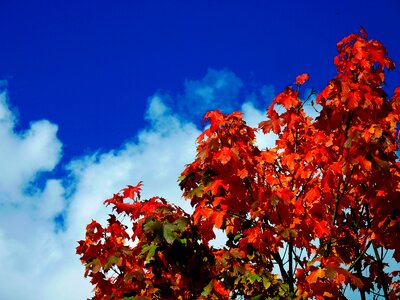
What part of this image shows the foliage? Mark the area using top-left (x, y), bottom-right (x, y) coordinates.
top-left (77, 30), bottom-right (400, 299)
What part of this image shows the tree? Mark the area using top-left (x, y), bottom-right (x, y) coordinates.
top-left (77, 30), bottom-right (400, 299)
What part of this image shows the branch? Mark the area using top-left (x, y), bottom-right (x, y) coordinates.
top-left (372, 243), bottom-right (389, 299)
top-left (353, 204), bottom-right (367, 230)
top-left (365, 204), bottom-right (390, 299)
top-left (292, 248), bottom-right (305, 270)
top-left (332, 165), bottom-right (356, 226)
top-left (288, 236), bottom-right (294, 294)
top-left (272, 251), bottom-right (289, 284)
top-left (300, 88), bottom-right (317, 108)
top-left (296, 171), bottom-right (314, 199)
top-left (348, 240), bottom-right (372, 272)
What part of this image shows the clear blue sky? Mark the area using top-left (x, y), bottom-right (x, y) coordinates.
top-left (1, 0), bottom-right (399, 164)
top-left (0, 1), bottom-right (399, 299)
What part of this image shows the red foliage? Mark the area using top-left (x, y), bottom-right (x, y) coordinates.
top-left (77, 30), bottom-right (400, 299)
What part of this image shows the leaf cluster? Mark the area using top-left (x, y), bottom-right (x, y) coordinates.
top-left (78, 30), bottom-right (400, 299)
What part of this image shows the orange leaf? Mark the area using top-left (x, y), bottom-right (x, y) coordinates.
top-left (213, 280), bottom-right (230, 297)
top-left (307, 268), bottom-right (325, 284)
top-left (214, 211), bottom-right (225, 229)
top-left (323, 292), bottom-right (334, 297)
top-left (260, 150), bottom-right (276, 164)
top-left (215, 147), bottom-right (233, 164)
top-left (205, 180), bottom-right (228, 195)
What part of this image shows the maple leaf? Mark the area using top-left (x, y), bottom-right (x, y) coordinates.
top-left (314, 220), bottom-right (330, 238)
top-left (213, 279), bottom-right (230, 298)
top-left (307, 268), bottom-right (325, 284)
top-left (214, 210), bottom-right (225, 229)
top-left (305, 187), bottom-right (321, 202)
top-left (260, 109), bottom-right (281, 135)
top-left (85, 220), bottom-right (104, 242)
top-left (237, 168), bottom-right (248, 179)
top-left (215, 147), bottom-right (233, 164)
top-left (204, 179), bottom-right (228, 195)
top-left (274, 87), bottom-right (300, 109)
top-left (204, 110), bottom-right (224, 132)
top-left (259, 119), bottom-right (278, 134)
top-left (295, 73), bottom-right (310, 85)
top-left (122, 181), bottom-right (143, 199)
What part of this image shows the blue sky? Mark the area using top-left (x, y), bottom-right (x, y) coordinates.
top-left (0, 1), bottom-right (399, 299)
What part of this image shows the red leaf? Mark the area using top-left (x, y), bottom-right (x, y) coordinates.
top-left (305, 187), bottom-right (321, 202)
top-left (215, 147), bottom-right (233, 164)
top-left (314, 220), bottom-right (330, 238)
top-left (205, 179), bottom-right (228, 195)
top-left (275, 89), bottom-right (300, 109)
top-left (200, 221), bottom-right (216, 243)
top-left (295, 73), bottom-right (310, 85)
top-left (204, 110), bottom-right (224, 132)
top-left (122, 181), bottom-right (143, 199)
top-left (86, 220), bottom-right (104, 242)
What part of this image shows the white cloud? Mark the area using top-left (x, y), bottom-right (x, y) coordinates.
top-left (0, 92), bottom-right (62, 203)
top-left (0, 92), bottom-right (64, 290)
top-left (37, 179), bottom-right (65, 219)
top-left (0, 90), bottom-right (66, 299)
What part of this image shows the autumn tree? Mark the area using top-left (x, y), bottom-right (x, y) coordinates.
top-left (77, 30), bottom-right (400, 299)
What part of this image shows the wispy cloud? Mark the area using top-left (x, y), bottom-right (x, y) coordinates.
top-left (157, 69), bottom-right (245, 121)
top-left (182, 68), bottom-right (243, 116)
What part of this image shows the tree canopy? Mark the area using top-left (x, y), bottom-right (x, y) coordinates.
top-left (77, 30), bottom-right (400, 299)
